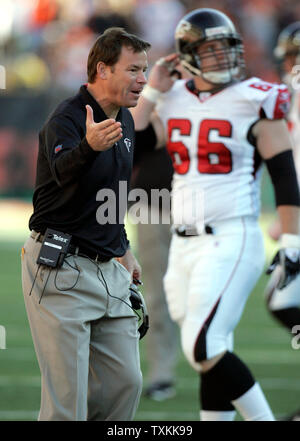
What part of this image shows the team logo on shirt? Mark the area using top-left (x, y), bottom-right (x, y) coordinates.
top-left (54, 144), bottom-right (63, 154)
top-left (124, 138), bottom-right (131, 152)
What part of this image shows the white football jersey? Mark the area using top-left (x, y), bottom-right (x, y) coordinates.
top-left (156, 76), bottom-right (290, 227)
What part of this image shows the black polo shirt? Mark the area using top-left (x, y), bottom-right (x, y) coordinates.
top-left (29, 85), bottom-right (135, 258)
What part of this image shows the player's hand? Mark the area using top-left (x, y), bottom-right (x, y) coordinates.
top-left (266, 247), bottom-right (300, 290)
top-left (85, 105), bottom-right (123, 152)
top-left (147, 53), bottom-right (181, 93)
top-left (116, 249), bottom-right (142, 282)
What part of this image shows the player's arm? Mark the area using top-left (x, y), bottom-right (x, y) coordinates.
top-left (131, 53), bottom-right (180, 147)
top-left (131, 107), bottom-right (166, 153)
top-left (253, 118), bottom-right (300, 288)
top-left (133, 112), bottom-right (166, 166)
top-left (254, 118), bottom-right (299, 233)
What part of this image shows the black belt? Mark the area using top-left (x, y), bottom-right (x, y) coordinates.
top-left (175, 225), bottom-right (214, 237)
top-left (31, 231), bottom-right (112, 262)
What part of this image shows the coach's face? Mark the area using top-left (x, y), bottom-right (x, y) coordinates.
top-left (106, 46), bottom-right (148, 108)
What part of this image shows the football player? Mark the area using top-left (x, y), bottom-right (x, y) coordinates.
top-left (131, 8), bottom-right (300, 421)
top-left (265, 21), bottom-right (300, 421)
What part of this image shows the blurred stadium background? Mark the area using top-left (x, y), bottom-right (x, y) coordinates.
top-left (0, 0), bottom-right (300, 421)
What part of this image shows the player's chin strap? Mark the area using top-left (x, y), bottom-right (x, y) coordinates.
top-left (185, 78), bottom-right (234, 97)
top-left (129, 282), bottom-right (149, 339)
top-left (266, 233), bottom-right (300, 290)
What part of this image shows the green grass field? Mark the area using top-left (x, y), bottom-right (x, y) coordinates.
top-left (0, 202), bottom-right (299, 421)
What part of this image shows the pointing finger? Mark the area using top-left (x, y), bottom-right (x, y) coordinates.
top-left (86, 105), bottom-right (94, 125)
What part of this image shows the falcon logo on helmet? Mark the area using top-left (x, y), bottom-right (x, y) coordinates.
top-left (274, 21), bottom-right (300, 61)
top-left (175, 8), bottom-right (245, 85)
top-left (274, 21), bottom-right (300, 85)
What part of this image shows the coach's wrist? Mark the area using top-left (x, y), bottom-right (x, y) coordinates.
top-left (141, 85), bottom-right (162, 103)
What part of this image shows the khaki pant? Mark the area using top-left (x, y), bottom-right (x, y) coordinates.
top-left (21, 235), bottom-right (142, 421)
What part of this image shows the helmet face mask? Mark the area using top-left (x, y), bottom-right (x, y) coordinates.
top-left (175, 8), bottom-right (245, 86)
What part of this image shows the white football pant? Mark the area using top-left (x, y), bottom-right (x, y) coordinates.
top-left (164, 216), bottom-right (265, 371)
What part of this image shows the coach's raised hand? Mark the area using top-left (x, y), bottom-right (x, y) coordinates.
top-left (85, 105), bottom-right (123, 151)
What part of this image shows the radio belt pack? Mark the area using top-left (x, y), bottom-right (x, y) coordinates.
top-left (36, 228), bottom-right (72, 268)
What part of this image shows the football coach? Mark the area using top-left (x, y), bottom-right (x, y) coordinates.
top-left (21, 27), bottom-right (150, 421)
